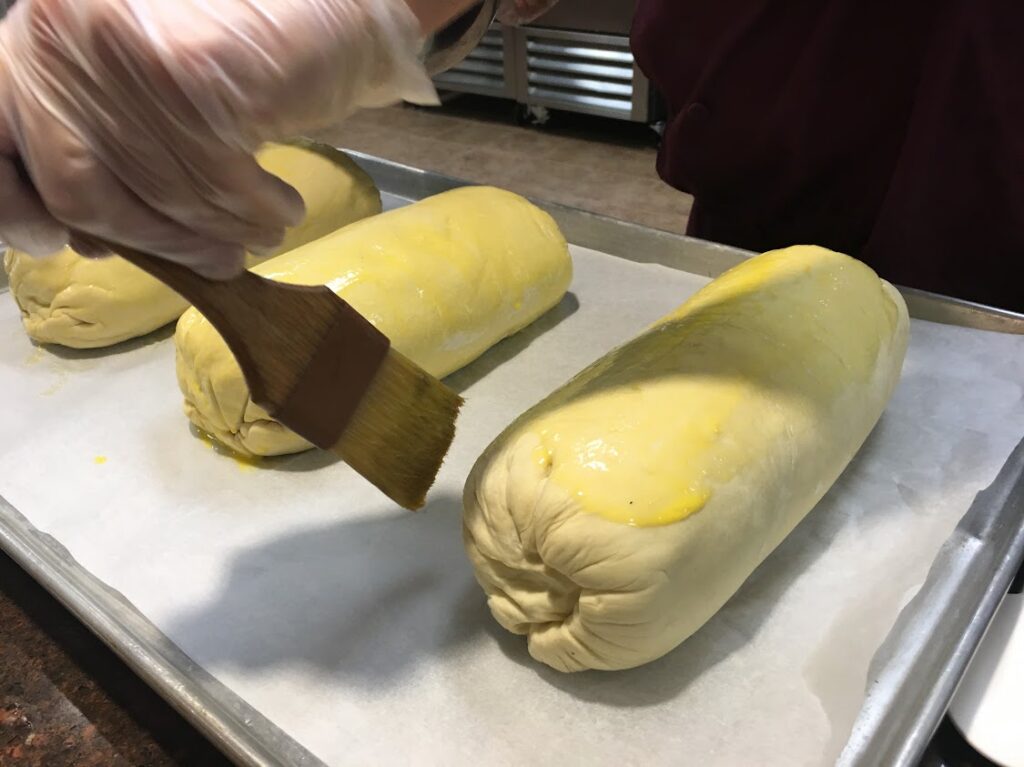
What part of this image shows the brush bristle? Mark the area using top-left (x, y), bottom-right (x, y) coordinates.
top-left (333, 350), bottom-right (463, 509)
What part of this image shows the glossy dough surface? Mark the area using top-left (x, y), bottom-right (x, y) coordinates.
top-left (463, 245), bottom-right (909, 672)
top-left (3, 143), bottom-right (381, 348)
top-left (175, 186), bottom-right (573, 456)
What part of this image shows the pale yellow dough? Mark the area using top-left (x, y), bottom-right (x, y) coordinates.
top-left (175, 186), bottom-right (573, 457)
top-left (3, 143), bottom-right (381, 348)
top-left (463, 245), bottom-right (909, 672)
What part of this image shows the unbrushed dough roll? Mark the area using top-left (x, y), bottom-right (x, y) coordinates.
top-left (175, 186), bottom-right (573, 457)
top-left (463, 245), bottom-right (909, 672)
top-left (3, 143), bottom-right (381, 348)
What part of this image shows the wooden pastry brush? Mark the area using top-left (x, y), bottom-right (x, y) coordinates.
top-left (80, 236), bottom-right (462, 510)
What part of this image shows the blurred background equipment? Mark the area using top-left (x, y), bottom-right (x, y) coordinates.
top-left (433, 0), bottom-right (663, 126)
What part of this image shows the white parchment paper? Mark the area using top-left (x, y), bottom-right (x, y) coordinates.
top-left (2, 228), bottom-right (1023, 766)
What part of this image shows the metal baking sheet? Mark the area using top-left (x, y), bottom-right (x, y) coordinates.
top-left (0, 153), bottom-right (1022, 767)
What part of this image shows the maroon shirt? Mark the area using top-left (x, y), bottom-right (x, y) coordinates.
top-left (631, 1), bottom-right (1024, 311)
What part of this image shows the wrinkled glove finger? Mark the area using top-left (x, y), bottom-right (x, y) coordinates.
top-left (125, 147), bottom-right (306, 256)
top-left (0, 53), bottom-right (67, 255)
top-left (17, 115), bottom-right (246, 279)
top-left (0, 153), bottom-right (69, 256)
top-left (67, 68), bottom-right (305, 253)
top-left (32, 0), bottom-right (305, 254)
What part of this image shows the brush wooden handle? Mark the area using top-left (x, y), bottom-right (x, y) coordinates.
top-left (119, 247), bottom-right (324, 397)
top-left (80, 235), bottom-right (391, 449)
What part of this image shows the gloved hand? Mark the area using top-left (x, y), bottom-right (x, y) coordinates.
top-left (0, 0), bottom-right (438, 277)
top-left (496, 0), bottom-right (559, 25)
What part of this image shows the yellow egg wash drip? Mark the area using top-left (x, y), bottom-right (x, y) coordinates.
top-left (525, 247), bottom-right (897, 528)
top-left (42, 372), bottom-right (69, 397)
top-left (193, 426), bottom-right (261, 471)
top-left (93, 455), bottom-right (108, 465)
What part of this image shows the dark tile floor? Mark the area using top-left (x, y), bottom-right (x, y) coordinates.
top-left (0, 550), bottom-right (230, 766)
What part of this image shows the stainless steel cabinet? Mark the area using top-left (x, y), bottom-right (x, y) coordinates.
top-left (433, 1), bottom-right (662, 124)
top-left (433, 26), bottom-right (519, 100)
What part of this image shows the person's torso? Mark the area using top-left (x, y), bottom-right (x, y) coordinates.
top-left (631, 0), bottom-right (1024, 310)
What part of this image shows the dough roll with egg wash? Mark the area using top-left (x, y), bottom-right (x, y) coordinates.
top-left (175, 186), bottom-right (573, 457)
top-left (463, 245), bottom-right (909, 672)
top-left (3, 142), bottom-right (381, 349)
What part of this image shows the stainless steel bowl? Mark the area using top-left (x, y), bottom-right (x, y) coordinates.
top-left (421, 0), bottom-right (497, 76)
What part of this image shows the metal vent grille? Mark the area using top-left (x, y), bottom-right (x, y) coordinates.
top-left (433, 28), bottom-right (512, 99)
top-left (520, 31), bottom-right (640, 120)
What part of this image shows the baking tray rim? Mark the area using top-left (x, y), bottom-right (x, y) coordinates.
top-left (0, 150), bottom-right (1021, 767)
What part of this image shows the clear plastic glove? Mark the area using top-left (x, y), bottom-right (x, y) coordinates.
top-left (496, 0), bottom-right (559, 25)
top-left (0, 0), bottom-right (437, 277)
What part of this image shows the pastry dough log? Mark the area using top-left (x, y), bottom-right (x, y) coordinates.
top-left (175, 186), bottom-right (573, 457)
top-left (3, 143), bottom-right (381, 348)
top-left (463, 245), bottom-right (909, 672)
